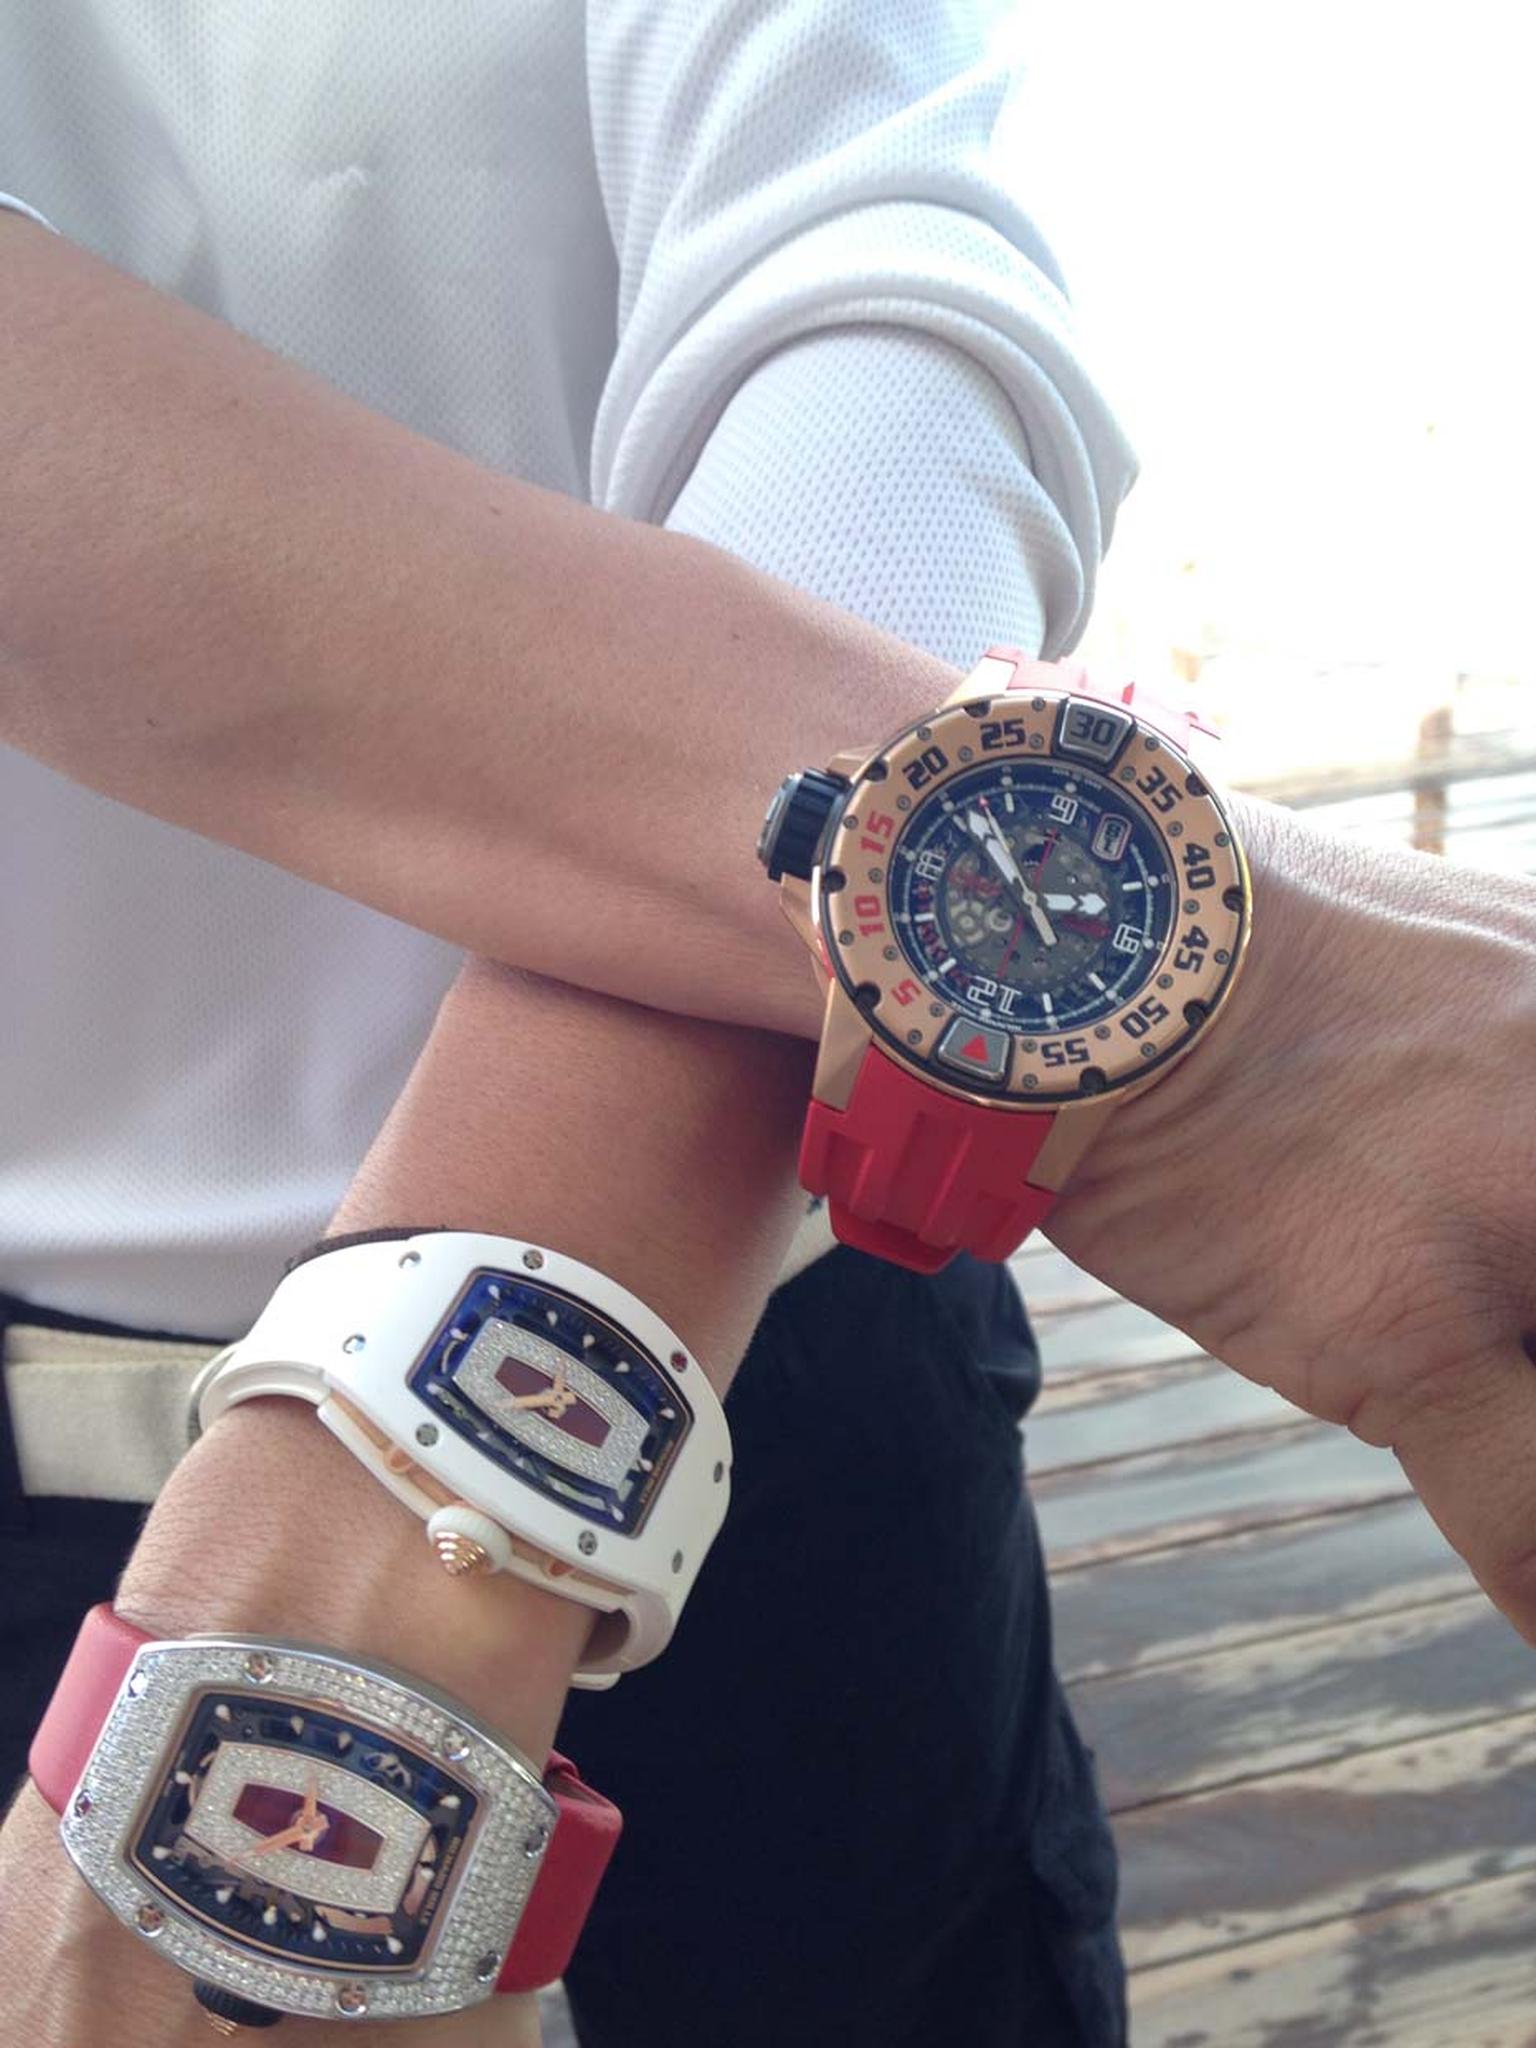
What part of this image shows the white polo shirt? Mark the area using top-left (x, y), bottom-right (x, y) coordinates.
top-left (0, 0), bottom-right (1136, 1337)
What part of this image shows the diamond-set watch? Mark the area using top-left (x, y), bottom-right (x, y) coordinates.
top-left (195, 1231), bottom-right (732, 1688)
top-left (32, 1604), bottom-right (620, 2030)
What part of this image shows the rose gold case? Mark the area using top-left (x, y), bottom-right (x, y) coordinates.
top-left (780, 680), bottom-right (1251, 1187)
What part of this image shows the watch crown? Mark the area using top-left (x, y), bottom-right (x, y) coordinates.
top-left (756, 768), bottom-right (849, 882)
top-left (433, 1529), bottom-right (493, 1578)
top-left (426, 1502), bottom-right (513, 1577)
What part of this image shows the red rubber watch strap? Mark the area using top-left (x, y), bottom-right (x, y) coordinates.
top-left (800, 1043), bottom-right (1059, 1272)
top-left (30, 1604), bottom-right (621, 1995)
top-left (985, 644), bottom-right (1216, 751)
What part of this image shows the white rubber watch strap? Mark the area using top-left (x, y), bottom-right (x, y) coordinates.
top-left (197, 1233), bottom-right (731, 1687)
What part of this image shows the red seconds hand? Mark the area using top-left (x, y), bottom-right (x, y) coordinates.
top-left (1031, 829), bottom-right (1059, 885)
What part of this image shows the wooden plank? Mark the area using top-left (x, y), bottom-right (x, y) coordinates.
top-left (1115, 1710), bottom-right (1536, 1971)
top-left (1027, 1354), bottom-right (1300, 1473)
top-left (1033, 1294), bottom-right (1204, 1383)
top-left (1006, 1245), bottom-right (1121, 1319)
top-left (1130, 1868), bottom-right (1536, 2048)
top-left (1051, 1494), bottom-right (1474, 1681)
top-left (1033, 1417), bottom-right (1409, 1570)
top-left (1070, 1590), bottom-right (1530, 1810)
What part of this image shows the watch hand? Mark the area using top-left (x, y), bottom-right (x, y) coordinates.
top-left (1043, 891), bottom-right (1108, 917)
top-left (246, 1822), bottom-right (314, 1860)
top-left (970, 803), bottom-right (1058, 949)
top-left (301, 1771), bottom-right (319, 1830)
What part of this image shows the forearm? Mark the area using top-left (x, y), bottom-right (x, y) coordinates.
top-left (1, 961), bottom-right (812, 2043)
top-left (0, 214), bottom-right (950, 1038)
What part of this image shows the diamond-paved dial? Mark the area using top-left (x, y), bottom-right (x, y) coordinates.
top-left (129, 1691), bottom-right (478, 1974)
top-left (888, 758), bottom-right (1177, 1033)
top-left (408, 1270), bottom-right (691, 1533)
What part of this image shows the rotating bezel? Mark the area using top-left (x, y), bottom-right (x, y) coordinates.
top-left (815, 690), bottom-right (1249, 1106)
top-left (60, 1637), bottom-right (555, 2022)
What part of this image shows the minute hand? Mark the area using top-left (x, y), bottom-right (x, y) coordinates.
top-left (966, 809), bottom-right (1057, 949)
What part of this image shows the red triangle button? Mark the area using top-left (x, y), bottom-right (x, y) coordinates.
top-left (961, 1034), bottom-right (991, 1062)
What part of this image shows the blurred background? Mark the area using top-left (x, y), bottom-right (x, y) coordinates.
top-left (1013, 0), bottom-right (1535, 863)
top-left (988, 13), bottom-right (1536, 2044)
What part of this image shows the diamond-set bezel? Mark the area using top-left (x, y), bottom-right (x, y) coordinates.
top-left (60, 1637), bottom-right (557, 2021)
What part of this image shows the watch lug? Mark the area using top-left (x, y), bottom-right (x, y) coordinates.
top-left (938, 652), bottom-right (1023, 712)
top-left (825, 744), bottom-right (878, 782)
top-left (778, 874), bottom-right (824, 968)
top-left (1027, 1095), bottom-right (1120, 1193)
top-left (811, 979), bottom-right (873, 1112)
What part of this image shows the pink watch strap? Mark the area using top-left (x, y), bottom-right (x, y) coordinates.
top-left (30, 1604), bottom-right (621, 1995)
top-left (800, 651), bottom-right (1210, 1273)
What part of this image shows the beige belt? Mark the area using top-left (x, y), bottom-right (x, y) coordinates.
top-left (5, 1324), bottom-right (221, 1504)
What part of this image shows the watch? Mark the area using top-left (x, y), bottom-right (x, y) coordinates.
top-left (32, 1604), bottom-right (621, 2029)
top-left (757, 648), bottom-right (1252, 1272)
top-left (195, 1231), bottom-right (731, 1688)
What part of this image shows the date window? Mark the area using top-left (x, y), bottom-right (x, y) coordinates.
top-left (1091, 814), bottom-right (1131, 862)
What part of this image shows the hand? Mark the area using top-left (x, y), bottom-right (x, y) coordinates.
top-left (1047, 796), bottom-right (1536, 1638)
top-left (965, 803), bottom-right (1058, 948)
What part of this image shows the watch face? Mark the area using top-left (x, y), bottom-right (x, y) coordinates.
top-left (128, 1690), bottom-right (476, 1974)
top-left (62, 1640), bottom-right (555, 2022)
top-left (819, 692), bottom-right (1249, 1103)
top-left (408, 1270), bottom-right (692, 1533)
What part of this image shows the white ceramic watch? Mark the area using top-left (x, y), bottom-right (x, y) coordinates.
top-left (196, 1232), bottom-right (732, 1689)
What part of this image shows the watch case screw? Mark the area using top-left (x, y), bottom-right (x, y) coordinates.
top-left (72, 1792), bottom-right (92, 1817)
top-left (578, 1530), bottom-right (598, 1556)
top-left (243, 1652), bottom-right (275, 1684)
top-left (398, 1250), bottom-right (421, 1268)
top-left (1215, 830), bottom-right (1231, 847)
top-left (342, 1334), bottom-right (366, 1355)
top-left (522, 1824), bottom-right (550, 1858)
top-left (1032, 697), bottom-right (1047, 712)
top-left (669, 1350), bottom-right (689, 1373)
top-left (671, 1550), bottom-right (684, 1574)
top-left (906, 1030), bottom-right (922, 1045)
top-left (958, 745), bottom-right (974, 761)
top-left (476, 1953), bottom-right (502, 1984)
top-left (1144, 736), bottom-right (1160, 750)
top-left (883, 946), bottom-right (898, 962)
top-left (896, 796), bottom-right (911, 811)
top-left (335, 1985), bottom-right (369, 2017)
top-left (1157, 974), bottom-right (1174, 990)
top-left (415, 1422), bottom-right (439, 1447)
top-left (1184, 898), bottom-right (1200, 915)
top-left (1168, 820), bottom-right (1184, 837)
top-left (522, 1248), bottom-right (545, 1270)
top-left (135, 1904), bottom-right (165, 1936)
top-left (439, 1727), bottom-right (471, 1763)
top-left (713, 1461), bottom-right (725, 1484)
top-left (126, 1666), bottom-right (149, 1698)
top-left (1029, 733), bottom-right (1044, 747)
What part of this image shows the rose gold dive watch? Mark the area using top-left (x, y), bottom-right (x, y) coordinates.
top-left (756, 648), bottom-right (1252, 1273)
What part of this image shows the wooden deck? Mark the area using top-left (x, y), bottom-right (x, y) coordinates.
top-left (1021, 1235), bottom-right (1536, 2046)
top-left (539, 1235), bottom-right (1536, 2045)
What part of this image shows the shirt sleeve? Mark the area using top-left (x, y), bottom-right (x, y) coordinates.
top-left (0, 193), bottom-right (56, 231)
top-left (584, 0), bottom-right (1138, 660)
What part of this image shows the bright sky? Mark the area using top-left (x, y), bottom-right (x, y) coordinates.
top-left (1002, 2), bottom-right (1536, 773)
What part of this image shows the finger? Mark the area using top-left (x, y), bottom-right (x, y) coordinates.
top-left (1393, 1341), bottom-right (1536, 1641)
